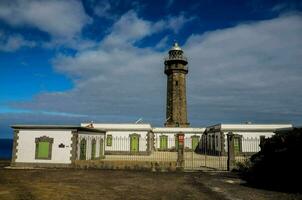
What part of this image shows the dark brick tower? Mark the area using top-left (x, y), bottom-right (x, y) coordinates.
top-left (164, 42), bottom-right (189, 127)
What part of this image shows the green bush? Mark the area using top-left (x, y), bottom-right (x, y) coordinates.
top-left (241, 128), bottom-right (302, 192)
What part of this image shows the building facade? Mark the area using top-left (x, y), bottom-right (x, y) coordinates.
top-left (200, 123), bottom-right (293, 155)
top-left (11, 125), bottom-right (105, 168)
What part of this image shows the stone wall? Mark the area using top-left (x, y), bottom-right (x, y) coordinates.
top-left (74, 160), bottom-right (177, 172)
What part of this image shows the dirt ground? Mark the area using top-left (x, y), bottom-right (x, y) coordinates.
top-left (0, 162), bottom-right (301, 200)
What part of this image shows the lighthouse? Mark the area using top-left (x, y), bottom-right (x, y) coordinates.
top-left (164, 42), bottom-right (189, 127)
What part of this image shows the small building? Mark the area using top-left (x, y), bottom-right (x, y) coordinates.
top-left (201, 123), bottom-right (293, 155)
top-left (81, 123), bottom-right (153, 155)
top-left (11, 125), bottom-right (106, 168)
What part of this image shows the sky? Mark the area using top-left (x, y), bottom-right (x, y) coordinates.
top-left (0, 0), bottom-right (302, 138)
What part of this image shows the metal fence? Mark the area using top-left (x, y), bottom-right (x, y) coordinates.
top-left (235, 137), bottom-right (261, 164)
top-left (103, 137), bottom-right (178, 162)
top-left (81, 135), bottom-right (262, 171)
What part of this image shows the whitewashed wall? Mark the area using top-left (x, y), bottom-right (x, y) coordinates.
top-left (77, 132), bottom-right (105, 160)
top-left (16, 130), bottom-right (72, 164)
top-left (105, 131), bottom-right (149, 152)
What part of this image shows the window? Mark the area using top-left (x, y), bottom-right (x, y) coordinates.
top-left (35, 136), bottom-right (53, 160)
top-left (80, 139), bottom-right (87, 160)
top-left (106, 135), bottom-right (112, 146)
top-left (91, 139), bottom-right (96, 160)
top-left (175, 81), bottom-right (178, 86)
top-left (159, 135), bottom-right (168, 150)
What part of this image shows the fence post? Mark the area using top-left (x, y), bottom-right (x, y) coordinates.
top-left (227, 132), bottom-right (235, 171)
top-left (176, 133), bottom-right (185, 171)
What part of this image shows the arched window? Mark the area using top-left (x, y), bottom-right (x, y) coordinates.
top-left (159, 135), bottom-right (168, 150)
top-left (106, 135), bottom-right (112, 146)
top-left (80, 138), bottom-right (86, 160)
top-left (91, 139), bottom-right (96, 160)
top-left (130, 133), bottom-right (140, 152)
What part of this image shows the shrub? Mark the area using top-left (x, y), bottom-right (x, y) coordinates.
top-left (241, 128), bottom-right (302, 192)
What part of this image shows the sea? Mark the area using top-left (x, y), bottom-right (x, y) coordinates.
top-left (0, 139), bottom-right (13, 160)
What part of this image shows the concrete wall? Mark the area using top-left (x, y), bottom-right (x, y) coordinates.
top-left (16, 130), bottom-right (73, 164)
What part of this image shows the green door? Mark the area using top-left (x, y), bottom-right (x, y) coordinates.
top-left (80, 139), bottom-right (86, 160)
top-left (192, 136), bottom-right (200, 150)
top-left (160, 136), bottom-right (168, 150)
top-left (130, 135), bottom-right (139, 152)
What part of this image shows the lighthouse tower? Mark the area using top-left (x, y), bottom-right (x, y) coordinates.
top-left (164, 42), bottom-right (189, 127)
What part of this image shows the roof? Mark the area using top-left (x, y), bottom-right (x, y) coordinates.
top-left (206, 123), bottom-right (293, 132)
top-left (152, 127), bottom-right (205, 133)
top-left (81, 123), bottom-right (152, 131)
top-left (11, 125), bottom-right (106, 133)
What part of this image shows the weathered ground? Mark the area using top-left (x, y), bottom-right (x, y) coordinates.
top-left (0, 161), bottom-right (301, 200)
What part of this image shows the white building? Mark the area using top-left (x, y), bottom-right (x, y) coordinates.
top-left (11, 125), bottom-right (105, 168)
top-left (10, 123), bottom-right (293, 167)
top-left (201, 123), bottom-right (293, 155)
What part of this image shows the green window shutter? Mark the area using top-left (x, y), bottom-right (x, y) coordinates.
top-left (37, 142), bottom-right (49, 158)
top-left (80, 139), bottom-right (86, 160)
top-left (160, 136), bottom-right (168, 150)
top-left (234, 137), bottom-right (240, 154)
top-left (106, 135), bottom-right (112, 146)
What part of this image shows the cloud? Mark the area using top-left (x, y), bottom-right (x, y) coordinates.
top-left (184, 13), bottom-right (302, 123)
top-left (155, 36), bottom-right (169, 50)
top-left (165, 13), bottom-right (195, 33)
top-left (92, 0), bottom-right (118, 20)
top-left (0, 0), bottom-right (91, 40)
top-left (101, 10), bottom-right (192, 48)
top-left (0, 31), bottom-right (36, 52)
top-left (9, 13), bottom-right (302, 126)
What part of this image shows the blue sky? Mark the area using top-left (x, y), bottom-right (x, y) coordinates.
top-left (1, 0), bottom-right (302, 138)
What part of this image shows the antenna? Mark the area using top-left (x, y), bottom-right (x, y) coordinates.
top-left (135, 118), bottom-right (143, 124)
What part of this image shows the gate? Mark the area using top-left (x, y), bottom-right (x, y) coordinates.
top-left (184, 134), bottom-right (261, 171)
top-left (184, 136), bottom-right (227, 171)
